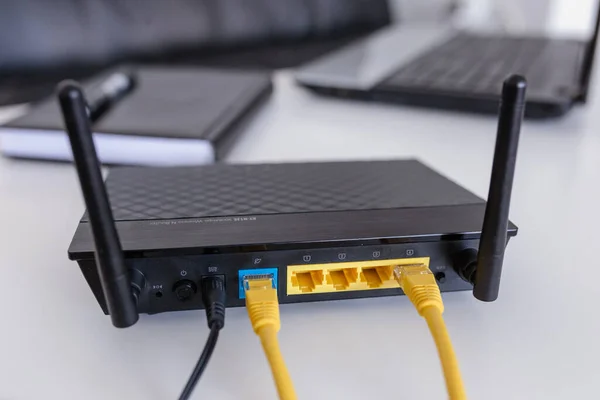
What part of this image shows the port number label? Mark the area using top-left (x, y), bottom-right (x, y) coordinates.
top-left (406, 249), bottom-right (415, 256)
top-left (338, 253), bottom-right (347, 260)
top-left (208, 266), bottom-right (218, 273)
top-left (180, 270), bottom-right (188, 277)
top-left (372, 251), bottom-right (381, 258)
top-left (303, 255), bottom-right (312, 262)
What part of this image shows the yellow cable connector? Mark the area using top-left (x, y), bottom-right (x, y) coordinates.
top-left (394, 264), bottom-right (467, 400)
top-left (243, 275), bottom-right (297, 400)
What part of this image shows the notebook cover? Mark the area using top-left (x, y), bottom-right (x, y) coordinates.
top-left (2, 65), bottom-right (272, 146)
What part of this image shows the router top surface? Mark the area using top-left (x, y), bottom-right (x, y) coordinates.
top-left (69, 160), bottom-right (517, 258)
top-left (95, 159), bottom-right (482, 221)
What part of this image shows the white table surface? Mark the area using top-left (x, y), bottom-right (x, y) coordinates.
top-left (1, 71), bottom-right (599, 400)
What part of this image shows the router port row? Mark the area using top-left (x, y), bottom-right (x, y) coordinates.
top-left (287, 258), bottom-right (430, 295)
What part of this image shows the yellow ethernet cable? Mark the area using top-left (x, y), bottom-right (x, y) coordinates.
top-left (243, 275), bottom-right (298, 400)
top-left (394, 265), bottom-right (467, 400)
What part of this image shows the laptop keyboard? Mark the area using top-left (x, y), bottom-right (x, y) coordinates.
top-left (382, 34), bottom-right (550, 94)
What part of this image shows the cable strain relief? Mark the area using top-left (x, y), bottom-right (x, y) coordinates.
top-left (201, 275), bottom-right (227, 330)
top-left (406, 286), bottom-right (444, 315)
top-left (206, 302), bottom-right (226, 330)
top-left (247, 302), bottom-right (280, 333)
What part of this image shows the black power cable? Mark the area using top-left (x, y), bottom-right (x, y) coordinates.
top-left (178, 276), bottom-right (226, 400)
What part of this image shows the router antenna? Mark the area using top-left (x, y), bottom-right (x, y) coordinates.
top-left (58, 81), bottom-right (138, 327)
top-left (473, 75), bottom-right (526, 302)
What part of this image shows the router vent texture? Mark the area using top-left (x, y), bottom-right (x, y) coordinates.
top-left (87, 160), bottom-right (483, 221)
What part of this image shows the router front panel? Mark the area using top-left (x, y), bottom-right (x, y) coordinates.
top-left (77, 239), bottom-right (477, 315)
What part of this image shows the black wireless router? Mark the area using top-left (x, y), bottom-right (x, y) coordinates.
top-left (61, 75), bottom-right (525, 328)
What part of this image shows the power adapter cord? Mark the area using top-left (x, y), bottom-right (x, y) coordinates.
top-left (394, 264), bottom-right (466, 400)
top-left (178, 276), bottom-right (226, 400)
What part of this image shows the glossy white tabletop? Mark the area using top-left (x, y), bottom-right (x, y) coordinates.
top-left (1, 71), bottom-right (598, 399)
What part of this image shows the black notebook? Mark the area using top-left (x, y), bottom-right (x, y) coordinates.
top-left (0, 66), bottom-right (272, 165)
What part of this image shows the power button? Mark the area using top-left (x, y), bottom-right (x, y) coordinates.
top-left (173, 280), bottom-right (197, 302)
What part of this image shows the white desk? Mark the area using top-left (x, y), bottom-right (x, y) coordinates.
top-left (1, 72), bottom-right (599, 400)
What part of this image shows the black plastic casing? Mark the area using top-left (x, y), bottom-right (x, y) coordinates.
top-left (68, 160), bottom-right (517, 315)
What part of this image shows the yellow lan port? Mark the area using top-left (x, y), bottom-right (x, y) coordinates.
top-left (287, 257), bottom-right (430, 295)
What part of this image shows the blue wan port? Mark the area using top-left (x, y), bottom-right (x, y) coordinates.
top-left (238, 267), bottom-right (279, 299)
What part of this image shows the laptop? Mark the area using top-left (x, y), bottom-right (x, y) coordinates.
top-left (294, 2), bottom-right (600, 119)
